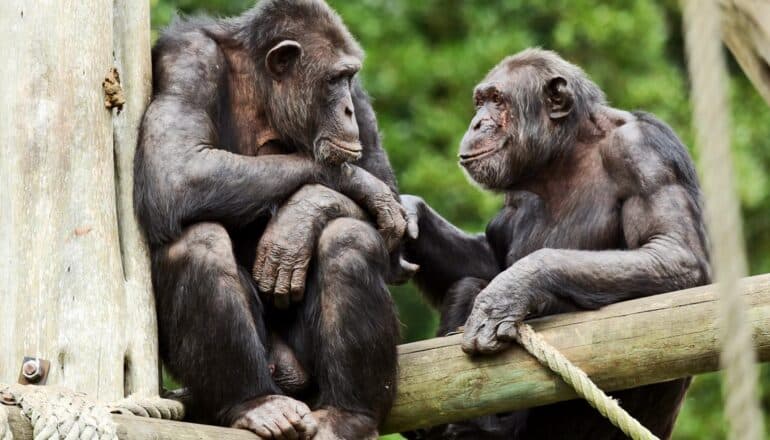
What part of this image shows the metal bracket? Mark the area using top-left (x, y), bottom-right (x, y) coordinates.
top-left (18, 356), bottom-right (50, 385)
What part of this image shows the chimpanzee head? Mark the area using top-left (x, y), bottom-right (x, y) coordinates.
top-left (247, 0), bottom-right (365, 165)
top-left (459, 48), bottom-right (606, 189)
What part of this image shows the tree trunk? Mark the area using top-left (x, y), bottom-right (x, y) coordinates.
top-left (0, 0), bottom-right (157, 400)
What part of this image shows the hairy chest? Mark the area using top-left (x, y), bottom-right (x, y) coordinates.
top-left (487, 175), bottom-right (624, 268)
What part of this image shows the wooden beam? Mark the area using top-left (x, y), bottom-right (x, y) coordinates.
top-left (383, 274), bottom-right (770, 433)
top-left (5, 275), bottom-right (770, 438)
top-left (720, 0), bottom-right (770, 106)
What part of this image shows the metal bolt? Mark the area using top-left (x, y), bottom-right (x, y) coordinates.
top-left (22, 358), bottom-right (42, 383)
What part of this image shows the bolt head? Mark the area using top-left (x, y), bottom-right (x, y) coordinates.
top-left (22, 359), bottom-right (42, 382)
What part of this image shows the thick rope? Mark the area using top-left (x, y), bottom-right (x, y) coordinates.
top-left (682, 1), bottom-right (765, 439)
top-left (0, 384), bottom-right (184, 440)
top-left (515, 323), bottom-right (658, 440)
top-left (108, 395), bottom-right (184, 420)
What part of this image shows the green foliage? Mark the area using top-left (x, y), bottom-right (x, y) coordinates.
top-left (151, 1), bottom-right (770, 437)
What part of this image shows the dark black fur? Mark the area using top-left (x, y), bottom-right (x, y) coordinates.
top-left (134, 1), bottom-right (400, 436)
top-left (403, 49), bottom-right (710, 439)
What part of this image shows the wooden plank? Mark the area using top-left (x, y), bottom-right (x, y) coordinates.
top-left (4, 274), bottom-right (770, 438)
top-left (383, 274), bottom-right (770, 433)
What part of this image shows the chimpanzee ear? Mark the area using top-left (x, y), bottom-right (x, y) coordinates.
top-left (266, 40), bottom-right (303, 80)
top-left (544, 76), bottom-right (574, 119)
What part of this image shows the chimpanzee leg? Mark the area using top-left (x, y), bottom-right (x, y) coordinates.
top-left (290, 218), bottom-right (400, 438)
top-left (151, 222), bottom-right (280, 425)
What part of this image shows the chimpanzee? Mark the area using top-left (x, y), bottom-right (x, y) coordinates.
top-left (401, 49), bottom-right (711, 439)
top-left (134, 1), bottom-right (413, 438)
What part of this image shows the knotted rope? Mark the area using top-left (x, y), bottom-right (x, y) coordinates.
top-left (0, 384), bottom-right (183, 440)
top-left (683, 0), bottom-right (765, 439)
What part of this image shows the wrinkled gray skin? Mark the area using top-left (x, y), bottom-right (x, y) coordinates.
top-left (401, 49), bottom-right (711, 439)
top-left (256, 183), bottom-right (418, 309)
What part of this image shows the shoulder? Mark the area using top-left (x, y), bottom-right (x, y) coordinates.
top-left (152, 17), bottom-right (227, 95)
top-left (602, 110), bottom-right (699, 198)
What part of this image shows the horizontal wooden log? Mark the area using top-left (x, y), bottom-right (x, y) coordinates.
top-left (383, 274), bottom-right (770, 433)
top-left (5, 274), bottom-right (770, 438)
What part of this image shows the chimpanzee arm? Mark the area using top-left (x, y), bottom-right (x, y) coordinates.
top-left (400, 195), bottom-right (499, 306)
top-left (253, 184), bottom-right (367, 306)
top-left (135, 33), bottom-right (322, 245)
top-left (463, 182), bottom-right (710, 354)
top-left (135, 32), bottom-right (404, 247)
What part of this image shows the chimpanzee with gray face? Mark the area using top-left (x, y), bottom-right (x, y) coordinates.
top-left (134, 1), bottom-right (414, 438)
top-left (400, 49), bottom-right (711, 439)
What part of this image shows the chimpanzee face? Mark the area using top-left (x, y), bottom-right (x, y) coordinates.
top-left (265, 39), bottom-right (363, 165)
top-left (459, 64), bottom-right (575, 190)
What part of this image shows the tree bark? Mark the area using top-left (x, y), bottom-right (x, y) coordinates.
top-left (0, 0), bottom-right (157, 400)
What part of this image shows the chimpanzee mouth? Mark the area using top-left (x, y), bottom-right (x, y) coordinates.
top-left (316, 137), bottom-right (362, 163)
top-left (459, 139), bottom-right (509, 164)
top-left (459, 146), bottom-right (503, 164)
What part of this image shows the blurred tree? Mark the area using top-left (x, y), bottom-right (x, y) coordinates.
top-left (150, 1), bottom-right (770, 438)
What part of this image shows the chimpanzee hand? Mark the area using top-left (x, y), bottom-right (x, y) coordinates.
top-left (337, 164), bottom-right (411, 252)
top-left (254, 184), bottom-right (370, 308)
top-left (461, 263), bottom-right (542, 355)
top-left (254, 203), bottom-right (317, 309)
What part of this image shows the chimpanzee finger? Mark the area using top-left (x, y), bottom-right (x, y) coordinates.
top-left (264, 419), bottom-right (283, 439)
top-left (274, 268), bottom-right (291, 295)
top-left (407, 215), bottom-right (419, 240)
top-left (273, 414), bottom-right (298, 440)
top-left (258, 254), bottom-right (279, 294)
top-left (289, 265), bottom-right (307, 303)
top-left (299, 413), bottom-right (318, 438)
top-left (253, 245), bottom-right (268, 282)
top-left (273, 269), bottom-right (291, 309)
top-left (475, 321), bottom-right (507, 354)
top-left (495, 320), bottom-right (519, 341)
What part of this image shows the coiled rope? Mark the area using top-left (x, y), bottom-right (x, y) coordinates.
top-left (0, 384), bottom-right (183, 440)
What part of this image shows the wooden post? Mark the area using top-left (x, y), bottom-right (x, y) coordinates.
top-left (0, 0), bottom-right (157, 399)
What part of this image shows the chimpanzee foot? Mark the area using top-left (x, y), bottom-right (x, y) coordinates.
top-left (231, 395), bottom-right (318, 439)
top-left (311, 408), bottom-right (378, 440)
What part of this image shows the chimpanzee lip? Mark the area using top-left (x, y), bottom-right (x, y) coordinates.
top-left (459, 146), bottom-right (502, 163)
top-left (319, 137), bottom-right (362, 154)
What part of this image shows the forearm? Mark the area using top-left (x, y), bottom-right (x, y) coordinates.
top-left (404, 198), bottom-right (499, 304)
top-left (279, 184), bottom-right (368, 233)
top-left (493, 236), bottom-right (709, 313)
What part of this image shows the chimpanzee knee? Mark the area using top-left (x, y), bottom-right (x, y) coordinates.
top-left (318, 217), bottom-right (389, 267)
